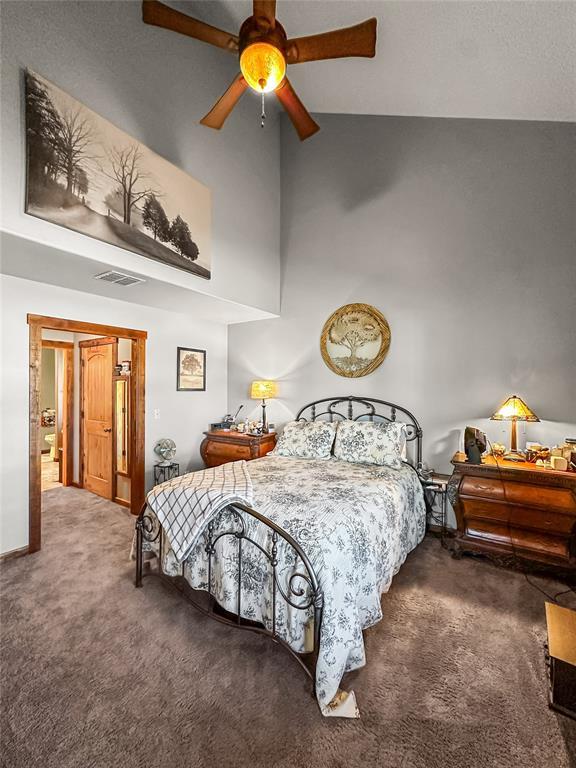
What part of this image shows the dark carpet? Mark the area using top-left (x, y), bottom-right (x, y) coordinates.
top-left (1, 487), bottom-right (575, 768)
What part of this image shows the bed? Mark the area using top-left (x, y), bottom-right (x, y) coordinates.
top-left (135, 396), bottom-right (426, 717)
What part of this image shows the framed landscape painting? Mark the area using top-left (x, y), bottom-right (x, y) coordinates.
top-left (177, 348), bottom-right (206, 391)
top-left (24, 70), bottom-right (211, 279)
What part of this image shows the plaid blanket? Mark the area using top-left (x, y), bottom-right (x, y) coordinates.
top-left (146, 460), bottom-right (253, 562)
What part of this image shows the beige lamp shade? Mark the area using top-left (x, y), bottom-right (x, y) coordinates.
top-left (490, 395), bottom-right (540, 422)
top-left (250, 380), bottom-right (278, 400)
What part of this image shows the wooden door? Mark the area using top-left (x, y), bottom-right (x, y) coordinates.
top-left (81, 340), bottom-right (115, 499)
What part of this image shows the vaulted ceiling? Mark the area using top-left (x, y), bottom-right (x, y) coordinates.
top-left (178, 0), bottom-right (576, 122)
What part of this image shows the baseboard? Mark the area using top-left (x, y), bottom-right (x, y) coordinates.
top-left (0, 545), bottom-right (29, 562)
top-left (70, 481), bottom-right (81, 488)
top-left (114, 497), bottom-right (130, 508)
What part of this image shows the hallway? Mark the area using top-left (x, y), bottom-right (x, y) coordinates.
top-left (41, 454), bottom-right (61, 492)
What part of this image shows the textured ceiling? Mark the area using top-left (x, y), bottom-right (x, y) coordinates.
top-left (179, 1), bottom-right (576, 121)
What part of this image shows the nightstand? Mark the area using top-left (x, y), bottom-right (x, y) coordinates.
top-left (154, 462), bottom-right (179, 486)
top-left (421, 473), bottom-right (450, 538)
top-left (448, 452), bottom-right (576, 572)
top-left (200, 430), bottom-right (277, 468)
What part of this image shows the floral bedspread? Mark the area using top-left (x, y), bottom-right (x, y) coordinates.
top-left (143, 455), bottom-right (425, 715)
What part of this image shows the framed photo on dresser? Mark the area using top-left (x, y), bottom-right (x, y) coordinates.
top-left (177, 347), bottom-right (206, 391)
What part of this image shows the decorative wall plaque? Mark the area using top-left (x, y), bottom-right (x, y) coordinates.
top-left (320, 303), bottom-right (391, 378)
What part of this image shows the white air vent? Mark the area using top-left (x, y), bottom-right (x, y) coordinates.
top-left (94, 270), bottom-right (145, 287)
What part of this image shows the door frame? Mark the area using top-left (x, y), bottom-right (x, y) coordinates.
top-left (79, 336), bottom-right (118, 498)
top-left (41, 340), bottom-right (74, 486)
top-left (28, 314), bottom-right (147, 554)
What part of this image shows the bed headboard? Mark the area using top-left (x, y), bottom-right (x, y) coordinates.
top-left (295, 396), bottom-right (423, 469)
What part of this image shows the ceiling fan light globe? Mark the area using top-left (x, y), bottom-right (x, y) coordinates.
top-left (240, 42), bottom-right (286, 93)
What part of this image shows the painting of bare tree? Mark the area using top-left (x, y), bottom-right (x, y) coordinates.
top-left (320, 303), bottom-right (391, 377)
top-left (25, 71), bottom-right (211, 279)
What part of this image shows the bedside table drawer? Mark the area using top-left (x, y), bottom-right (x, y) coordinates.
top-left (461, 475), bottom-right (576, 513)
top-left (501, 482), bottom-right (576, 513)
top-left (203, 441), bottom-right (251, 463)
top-left (465, 519), bottom-right (570, 561)
top-left (200, 431), bottom-right (277, 469)
top-left (462, 499), bottom-right (576, 534)
top-left (460, 476), bottom-right (505, 500)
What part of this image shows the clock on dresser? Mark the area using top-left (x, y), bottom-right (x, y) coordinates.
top-left (200, 429), bottom-right (277, 468)
top-left (448, 452), bottom-right (576, 573)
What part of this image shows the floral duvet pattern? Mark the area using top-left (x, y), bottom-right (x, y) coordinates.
top-left (146, 455), bottom-right (425, 715)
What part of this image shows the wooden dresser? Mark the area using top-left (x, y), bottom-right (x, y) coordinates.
top-left (448, 452), bottom-right (576, 571)
top-left (200, 430), bottom-right (277, 468)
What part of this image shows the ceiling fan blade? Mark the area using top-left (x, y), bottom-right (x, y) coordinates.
top-left (286, 18), bottom-right (377, 64)
top-left (252, 1), bottom-right (276, 30)
top-left (142, 0), bottom-right (238, 52)
top-left (275, 79), bottom-right (319, 141)
top-left (200, 74), bottom-right (248, 130)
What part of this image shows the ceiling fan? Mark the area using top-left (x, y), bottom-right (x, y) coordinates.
top-left (142, 0), bottom-right (377, 140)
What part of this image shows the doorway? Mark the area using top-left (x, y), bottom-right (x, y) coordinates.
top-left (40, 340), bottom-right (73, 492)
top-left (28, 315), bottom-right (147, 554)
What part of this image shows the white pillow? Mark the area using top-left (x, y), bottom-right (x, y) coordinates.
top-left (333, 420), bottom-right (406, 468)
top-left (273, 420), bottom-right (337, 460)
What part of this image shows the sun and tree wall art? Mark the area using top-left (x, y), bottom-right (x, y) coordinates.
top-left (320, 303), bottom-right (391, 377)
top-left (24, 70), bottom-right (211, 279)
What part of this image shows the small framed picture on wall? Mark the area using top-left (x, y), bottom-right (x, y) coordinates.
top-left (177, 347), bottom-right (206, 391)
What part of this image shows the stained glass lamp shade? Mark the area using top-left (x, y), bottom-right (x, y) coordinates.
top-left (250, 380), bottom-right (278, 429)
top-left (490, 395), bottom-right (539, 459)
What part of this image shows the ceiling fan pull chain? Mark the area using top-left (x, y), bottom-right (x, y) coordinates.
top-left (261, 91), bottom-right (266, 128)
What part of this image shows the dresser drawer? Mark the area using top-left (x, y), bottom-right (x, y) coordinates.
top-left (461, 475), bottom-right (576, 513)
top-left (465, 519), bottom-right (570, 561)
top-left (201, 432), bottom-right (277, 468)
top-left (460, 476), bottom-right (505, 500)
top-left (501, 483), bottom-right (576, 513)
top-left (461, 499), bottom-right (576, 534)
top-left (204, 441), bottom-right (251, 463)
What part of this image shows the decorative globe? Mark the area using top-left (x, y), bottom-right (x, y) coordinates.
top-left (154, 438), bottom-right (176, 466)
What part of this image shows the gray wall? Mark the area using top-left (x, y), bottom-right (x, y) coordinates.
top-left (1, 275), bottom-right (228, 553)
top-left (0, 0), bottom-right (278, 554)
top-left (0, 0), bottom-right (280, 313)
top-left (228, 115), bottom-right (576, 472)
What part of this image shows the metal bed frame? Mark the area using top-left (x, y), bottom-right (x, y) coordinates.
top-left (135, 395), bottom-right (423, 694)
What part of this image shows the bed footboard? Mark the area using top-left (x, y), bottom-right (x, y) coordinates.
top-left (135, 501), bottom-right (324, 689)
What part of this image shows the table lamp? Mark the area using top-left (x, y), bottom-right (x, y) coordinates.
top-left (250, 380), bottom-right (278, 431)
top-left (490, 395), bottom-right (539, 461)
